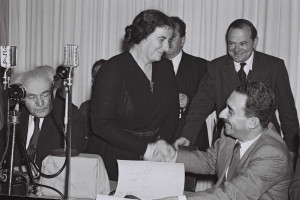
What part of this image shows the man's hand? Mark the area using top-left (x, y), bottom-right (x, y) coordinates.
top-left (143, 140), bottom-right (177, 162)
top-left (143, 143), bottom-right (163, 161)
top-left (174, 137), bottom-right (190, 150)
top-left (179, 93), bottom-right (189, 109)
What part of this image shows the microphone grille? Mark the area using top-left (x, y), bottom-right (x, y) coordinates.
top-left (0, 46), bottom-right (17, 68)
top-left (64, 44), bottom-right (79, 67)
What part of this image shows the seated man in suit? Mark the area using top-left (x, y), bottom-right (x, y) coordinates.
top-left (146, 81), bottom-right (294, 200)
top-left (0, 66), bottom-right (86, 170)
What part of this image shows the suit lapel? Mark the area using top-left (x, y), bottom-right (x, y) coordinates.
top-left (219, 56), bottom-right (240, 94)
top-left (247, 51), bottom-right (268, 80)
top-left (214, 136), bottom-right (235, 187)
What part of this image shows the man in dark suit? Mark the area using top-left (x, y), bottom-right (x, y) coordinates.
top-left (0, 66), bottom-right (86, 169)
top-left (79, 59), bottom-right (106, 141)
top-left (148, 81), bottom-right (294, 200)
top-left (175, 19), bottom-right (299, 161)
top-left (165, 16), bottom-right (208, 151)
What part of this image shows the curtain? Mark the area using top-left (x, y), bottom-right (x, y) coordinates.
top-left (0, 0), bottom-right (9, 46)
top-left (8, 0), bottom-right (300, 145)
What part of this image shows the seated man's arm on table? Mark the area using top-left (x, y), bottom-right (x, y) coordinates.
top-left (176, 139), bottom-right (219, 175)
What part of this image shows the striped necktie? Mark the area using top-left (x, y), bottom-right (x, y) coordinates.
top-left (238, 62), bottom-right (247, 83)
top-left (27, 117), bottom-right (40, 160)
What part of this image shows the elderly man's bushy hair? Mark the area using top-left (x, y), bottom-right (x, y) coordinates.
top-left (12, 65), bottom-right (55, 85)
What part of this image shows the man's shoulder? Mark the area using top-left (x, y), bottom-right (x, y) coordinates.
top-left (253, 124), bottom-right (290, 159)
top-left (254, 50), bottom-right (284, 61)
top-left (210, 54), bottom-right (231, 65)
top-left (183, 52), bottom-right (208, 63)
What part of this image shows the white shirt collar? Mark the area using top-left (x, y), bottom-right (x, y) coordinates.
top-left (171, 50), bottom-right (183, 75)
top-left (237, 133), bottom-right (262, 159)
top-left (234, 51), bottom-right (254, 75)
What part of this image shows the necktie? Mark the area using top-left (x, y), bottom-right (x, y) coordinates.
top-left (238, 62), bottom-right (247, 83)
top-left (227, 141), bottom-right (241, 180)
top-left (27, 117), bottom-right (40, 160)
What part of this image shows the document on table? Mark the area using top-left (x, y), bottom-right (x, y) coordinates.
top-left (113, 160), bottom-right (185, 200)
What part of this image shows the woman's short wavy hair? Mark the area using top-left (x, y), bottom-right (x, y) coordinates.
top-left (124, 9), bottom-right (172, 45)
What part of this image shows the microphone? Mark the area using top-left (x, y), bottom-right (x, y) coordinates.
top-left (9, 84), bottom-right (26, 103)
top-left (54, 65), bottom-right (70, 81)
top-left (64, 44), bottom-right (79, 67)
top-left (0, 46), bottom-right (17, 68)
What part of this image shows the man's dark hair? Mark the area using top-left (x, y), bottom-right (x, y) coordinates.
top-left (226, 19), bottom-right (257, 40)
top-left (170, 16), bottom-right (186, 37)
top-left (124, 9), bottom-right (172, 45)
top-left (235, 81), bottom-right (277, 128)
top-left (92, 59), bottom-right (106, 79)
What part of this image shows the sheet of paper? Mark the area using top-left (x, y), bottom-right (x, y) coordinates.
top-left (97, 194), bottom-right (127, 200)
top-left (114, 160), bottom-right (184, 200)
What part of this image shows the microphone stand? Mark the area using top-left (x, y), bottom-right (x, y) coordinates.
top-left (2, 67), bottom-right (14, 195)
top-left (7, 104), bottom-right (36, 195)
top-left (1, 46), bottom-right (36, 196)
top-left (2, 80), bottom-right (36, 196)
top-left (64, 66), bottom-right (74, 200)
top-left (50, 66), bottom-right (78, 200)
top-left (50, 44), bottom-right (79, 199)
top-left (3, 68), bottom-right (11, 151)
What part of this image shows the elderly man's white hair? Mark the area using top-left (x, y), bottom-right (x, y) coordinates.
top-left (11, 65), bottom-right (55, 85)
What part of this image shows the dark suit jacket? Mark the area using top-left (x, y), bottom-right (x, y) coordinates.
top-left (177, 123), bottom-right (294, 200)
top-left (181, 50), bottom-right (299, 152)
top-left (1, 97), bottom-right (87, 168)
top-left (175, 52), bottom-right (208, 150)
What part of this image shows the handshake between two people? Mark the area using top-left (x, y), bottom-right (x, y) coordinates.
top-left (143, 140), bottom-right (177, 162)
top-left (143, 137), bottom-right (191, 162)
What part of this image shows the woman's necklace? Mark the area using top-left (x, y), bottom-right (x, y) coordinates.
top-left (144, 64), bottom-right (154, 93)
top-left (130, 49), bottom-right (154, 93)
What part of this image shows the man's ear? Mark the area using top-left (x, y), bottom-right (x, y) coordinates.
top-left (253, 37), bottom-right (258, 49)
top-left (181, 36), bottom-right (186, 47)
top-left (52, 88), bottom-right (57, 98)
top-left (248, 117), bottom-right (260, 129)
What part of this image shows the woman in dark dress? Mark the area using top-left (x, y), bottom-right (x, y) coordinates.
top-left (86, 9), bottom-right (179, 181)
